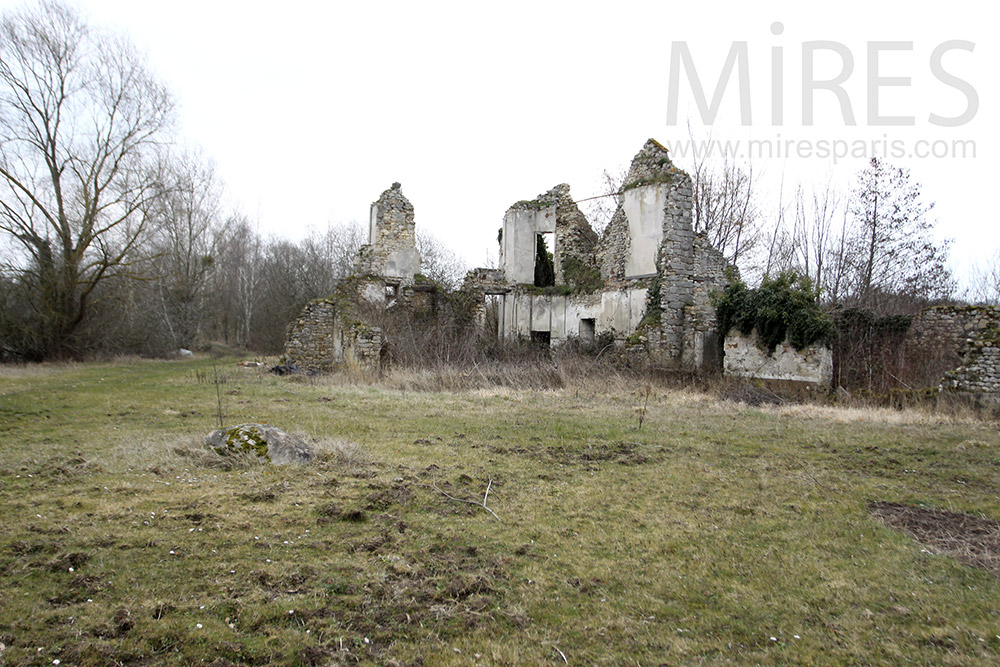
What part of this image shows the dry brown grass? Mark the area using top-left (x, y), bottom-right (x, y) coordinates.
top-left (759, 400), bottom-right (991, 426)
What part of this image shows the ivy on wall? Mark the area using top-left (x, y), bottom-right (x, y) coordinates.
top-left (714, 273), bottom-right (834, 353)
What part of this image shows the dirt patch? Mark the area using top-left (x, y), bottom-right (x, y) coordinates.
top-left (48, 551), bottom-right (90, 572)
top-left (870, 501), bottom-right (1000, 575)
top-left (496, 440), bottom-right (661, 466)
top-left (365, 482), bottom-right (414, 510)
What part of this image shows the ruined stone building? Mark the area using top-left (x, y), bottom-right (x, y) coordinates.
top-left (278, 140), bottom-right (1000, 408)
top-left (281, 184), bottom-right (424, 372)
top-left (465, 138), bottom-right (733, 370)
top-left (282, 139), bottom-right (736, 373)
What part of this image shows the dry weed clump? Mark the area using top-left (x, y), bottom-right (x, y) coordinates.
top-left (313, 438), bottom-right (372, 473)
top-left (0, 361), bottom-right (76, 380)
top-left (759, 402), bottom-right (980, 426)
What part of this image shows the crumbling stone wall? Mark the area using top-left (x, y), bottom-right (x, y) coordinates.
top-left (652, 172), bottom-right (696, 359)
top-left (598, 207), bottom-right (629, 285)
top-left (281, 285), bottom-right (384, 374)
top-left (472, 138), bottom-right (734, 371)
top-left (463, 268), bottom-right (508, 294)
top-left (549, 184), bottom-right (599, 288)
top-left (345, 324), bottom-right (383, 372)
top-left (632, 140), bottom-right (731, 368)
top-left (677, 236), bottom-right (731, 368)
top-left (282, 298), bottom-right (342, 371)
top-left (354, 183), bottom-right (420, 282)
top-left (908, 305), bottom-right (1000, 400)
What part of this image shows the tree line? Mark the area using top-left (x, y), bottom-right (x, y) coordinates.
top-left (0, 1), bottom-right (464, 360)
top-left (2, 1), bottom-right (996, 362)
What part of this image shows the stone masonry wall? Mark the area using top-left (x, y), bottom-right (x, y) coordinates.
top-left (551, 184), bottom-right (599, 288)
top-left (908, 305), bottom-right (1000, 399)
top-left (681, 235), bottom-right (733, 368)
top-left (601, 139), bottom-right (686, 289)
top-left (282, 299), bottom-right (341, 372)
top-left (611, 139), bottom-right (703, 362)
top-left (354, 183), bottom-right (420, 282)
top-left (654, 170), bottom-right (696, 360)
top-left (598, 206), bottom-right (629, 285)
top-left (281, 294), bottom-right (383, 373)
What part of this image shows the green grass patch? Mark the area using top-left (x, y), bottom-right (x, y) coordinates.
top-left (1, 358), bottom-right (1000, 664)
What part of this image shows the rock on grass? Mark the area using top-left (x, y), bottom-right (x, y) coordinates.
top-left (206, 423), bottom-right (313, 464)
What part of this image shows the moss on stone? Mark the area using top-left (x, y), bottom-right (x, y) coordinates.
top-left (213, 425), bottom-right (270, 461)
top-left (561, 256), bottom-right (603, 294)
top-left (512, 198), bottom-right (554, 211)
top-left (622, 172), bottom-right (675, 192)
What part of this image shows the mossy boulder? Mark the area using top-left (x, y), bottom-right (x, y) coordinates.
top-left (206, 423), bottom-right (313, 465)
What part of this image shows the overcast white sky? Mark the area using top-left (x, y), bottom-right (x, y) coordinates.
top-left (6, 0), bottom-right (994, 284)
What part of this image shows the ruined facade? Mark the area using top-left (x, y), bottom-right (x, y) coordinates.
top-left (277, 143), bottom-right (1000, 397)
top-left (283, 140), bottom-right (739, 374)
top-left (466, 139), bottom-right (734, 370)
top-left (281, 184), bottom-right (422, 373)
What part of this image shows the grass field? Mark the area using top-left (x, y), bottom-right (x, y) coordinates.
top-left (2, 356), bottom-right (1000, 665)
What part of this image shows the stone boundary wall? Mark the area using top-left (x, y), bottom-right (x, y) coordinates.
top-left (723, 331), bottom-right (833, 386)
top-left (909, 305), bottom-right (1000, 398)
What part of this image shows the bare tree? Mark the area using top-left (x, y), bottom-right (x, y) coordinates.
top-left (0, 0), bottom-right (174, 358)
top-left (582, 168), bottom-right (627, 238)
top-left (299, 220), bottom-right (364, 289)
top-left (204, 215), bottom-right (262, 348)
top-left (417, 229), bottom-right (467, 290)
top-left (758, 171), bottom-right (794, 282)
top-left (691, 156), bottom-right (761, 266)
top-left (790, 178), bottom-right (849, 301)
top-left (968, 249), bottom-right (1000, 305)
top-left (147, 151), bottom-right (223, 349)
top-left (686, 125), bottom-right (762, 268)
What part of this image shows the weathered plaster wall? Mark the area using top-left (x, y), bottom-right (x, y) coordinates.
top-left (498, 289), bottom-right (646, 342)
top-left (724, 332), bottom-right (833, 385)
top-left (623, 184), bottom-right (669, 278)
top-left (500, 204), bottom-right (556, 284)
